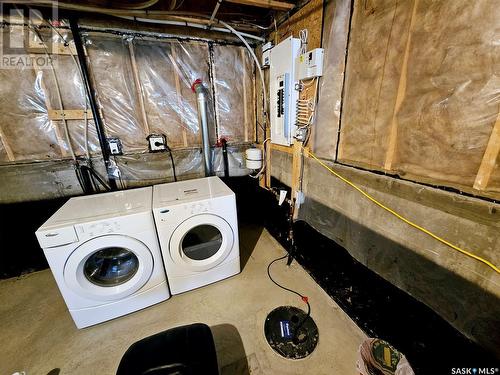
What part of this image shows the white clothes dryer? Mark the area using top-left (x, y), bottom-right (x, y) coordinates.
top-left (36, 187), bottom-right (170, 328)
top-left (153, 177), bottom-right (240, 295)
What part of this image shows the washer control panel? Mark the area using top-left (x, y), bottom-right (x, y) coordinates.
top-left (77, 221), bottom-right (122, 238)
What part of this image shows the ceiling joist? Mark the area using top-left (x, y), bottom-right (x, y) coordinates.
top-left (225, 0), bottom-right (294, 11)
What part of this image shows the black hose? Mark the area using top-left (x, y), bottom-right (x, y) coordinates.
top-left (69, 18), bottom-right (117, 191)
top-left (267, 254), bottom-right (311, 339)
top-left (221, 138), bottom-right (229, 178)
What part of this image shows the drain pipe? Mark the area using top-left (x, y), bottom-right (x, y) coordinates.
top-left (192, 79), bottom-right (212, 176)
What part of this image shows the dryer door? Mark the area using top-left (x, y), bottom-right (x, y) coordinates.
top-left (169, 214), bottom-right (234, 272)
top-left (64, 235), bottom-right (154, 301)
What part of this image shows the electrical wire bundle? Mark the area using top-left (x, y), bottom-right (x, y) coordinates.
top-left (295, 29), bottom-right (320, 146)
top-left (296, 96), bottom-right (315, 127)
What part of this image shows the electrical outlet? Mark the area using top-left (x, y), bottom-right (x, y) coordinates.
top-left (107, 137), bottom-right (122, 155)
top-left (147, 134), bottom-right (167, 152)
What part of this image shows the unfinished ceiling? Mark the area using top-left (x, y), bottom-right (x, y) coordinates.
top-left (5, 0), bottom-right (301, 37)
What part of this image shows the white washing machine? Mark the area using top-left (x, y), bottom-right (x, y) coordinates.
top-left (35, 187), bottom-right (170, 329)
top-left (153, 176), bottom-right (240, 295)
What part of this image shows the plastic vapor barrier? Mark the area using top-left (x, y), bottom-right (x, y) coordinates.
top-left (0, 22), bottom-right (256, 201)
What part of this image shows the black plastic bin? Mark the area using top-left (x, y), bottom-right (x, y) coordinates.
top-left (116, 323), bottom-right (219, 375)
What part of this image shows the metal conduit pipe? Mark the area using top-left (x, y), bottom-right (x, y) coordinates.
top-left (192, 79), bottom-right (212, 177)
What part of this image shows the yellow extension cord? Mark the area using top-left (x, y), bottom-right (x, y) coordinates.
top-left (307, 150), bottom-right (500, 274)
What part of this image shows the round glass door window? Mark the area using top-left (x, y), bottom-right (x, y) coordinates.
top-left (84, 247), bottom-right (139, 287)
top-left (181, 225), bottom-right (223, 261)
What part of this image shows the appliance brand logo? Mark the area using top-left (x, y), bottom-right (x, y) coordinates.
top-left (0, 4), bottom-right (60, 69)
top-left (451, 368), bottom-right (499, 375)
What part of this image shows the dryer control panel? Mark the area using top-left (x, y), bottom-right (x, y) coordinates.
top-left (157, 201), bottom-right (212, 223)
top-left (188, 201), bottom-right (211, 215)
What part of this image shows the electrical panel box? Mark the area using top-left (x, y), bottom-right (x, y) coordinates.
top-left (296, 48), bottom-right (324, 80)
top-left (269, 36), bottom-right (301, 146)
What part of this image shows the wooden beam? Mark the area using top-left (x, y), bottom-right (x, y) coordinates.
top-left (384, 0), bottom-right (419, 171)
top-left (171, 44), bottom-right (188, 147)
top-left (473, 111), bottom-right (500, 190)
top-left (225, 0), bottom-right (294, 11)
top-left (240, 48), bottom-right (249, 143)
top-left (128, 41), bottom-right (150, 135)
top-left (258, 142), bottom-right (292, 154)
top-left (48, 109), bottom-right (89, 121)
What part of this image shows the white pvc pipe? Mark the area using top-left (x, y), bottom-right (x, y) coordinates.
top-left (218, 20), bottom-right (267, 116)
top-left (118, 16), bottom-right (265, 42)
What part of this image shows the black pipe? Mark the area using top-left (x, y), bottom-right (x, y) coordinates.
top-left (69, 18), bottom-right (117, 191)
top-left (221, 138), bottom-right (229, 178)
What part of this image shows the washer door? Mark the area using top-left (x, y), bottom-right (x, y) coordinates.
top-left (169, 214), bottom-right (234, 272)
top-left (64, 235), bottom-right (153, 301)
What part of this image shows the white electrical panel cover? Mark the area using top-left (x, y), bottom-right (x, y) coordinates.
top-left (269, 36), bottom-right (300, 146)
top-left (296, 48), bottom-right (324, 80)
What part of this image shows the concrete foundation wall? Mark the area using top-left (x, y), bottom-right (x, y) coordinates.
top-left (265, 0), bottom-right (500, 355)
top-left (0, 146), bottom-right (249, 203)
top-left (287, 154), bottom-right (500, 355)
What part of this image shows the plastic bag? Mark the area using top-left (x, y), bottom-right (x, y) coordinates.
top-left (356, 338), bottom-right (414, 375)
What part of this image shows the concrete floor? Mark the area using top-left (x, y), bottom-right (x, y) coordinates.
top-left (0, 224), bottom-right (366, 375)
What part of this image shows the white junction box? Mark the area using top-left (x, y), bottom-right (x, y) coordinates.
top-left (269, 36), bottom-right (300, 146)
top-left (261, 41), bottom-right (273, 68)
top-left (296, 48), bottom-right (324, 81)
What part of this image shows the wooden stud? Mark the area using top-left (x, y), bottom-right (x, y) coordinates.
top-left (128, 41), bottom-right (150, 135)
top-left (384, 0), bottom-right (419, 171)
top-left (27, 40), bottom-right (81, 56)
top-left (473, 111), bottom-right (500, 190)
top-left (259, 133), bottom-right (272, 188)
top-left (291, 141), bottom-right (303, 218)
top-left (210, 48), bottom-right (223, 143)
top-left (170, 44), bottom-right (189, 147)
top-left (225, 0), bottom-right (294, 11)
top-left (240, 48), bottom-right (249, 142)
top-left (0, 125), bottom-right (15, 161)
top-left (31, 57), bottom-right (68, 157)
top-left (48, 109), bottom-right (89, 121)
top-left (265, 138), bottom-right (271, 187)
